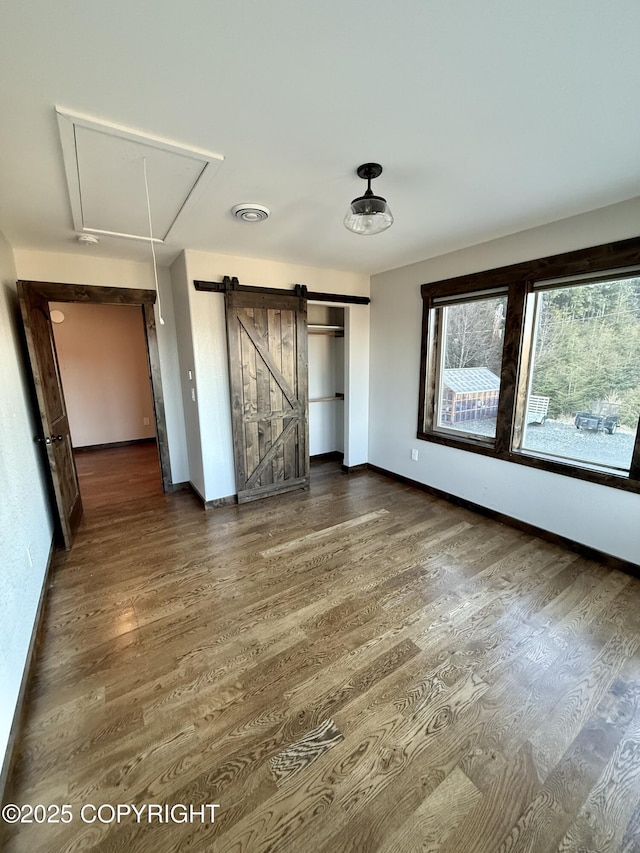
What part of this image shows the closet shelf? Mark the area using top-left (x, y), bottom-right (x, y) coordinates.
top-left (309, 393), bottom-right (345, 403)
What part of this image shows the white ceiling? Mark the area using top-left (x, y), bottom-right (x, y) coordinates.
top-left (1, 0), bottom-right (639, 275)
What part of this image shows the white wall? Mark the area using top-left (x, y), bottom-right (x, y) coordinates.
top-left (13, 250), bottom-right (189, 483)
top-left (344, 304), bottom-right (370, 468)
top-left (50, 302), bottom-right (156, 447)
top-left (309, 333), bottom-right (344, 456)
top-left (369, 197), bottom-right (640, 564)
top-left (174, 250), bottom-right (369, 501)
top-left (169, 252), bottom-right (206, 498)
top-left (0, 232), bottom-right (54, 779)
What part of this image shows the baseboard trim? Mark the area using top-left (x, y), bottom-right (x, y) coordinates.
top-left (311, 451), bottom-right (344, 463)
top-left (165, 481), bottom-right (191, 494)
top-left (367, 463), bottom-right (639, 576)
top-left (342, 463), bottom-right (368, 473)
top-left (74, 437), bottom-right (156, 452)
top-left (187, 482), bottom-right (237, 510)
top-left (0, 537), bottom-right (56, 807)
top-left (204, 494), bottom-right (238, 509)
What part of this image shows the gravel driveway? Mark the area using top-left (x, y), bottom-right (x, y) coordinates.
top-left (452, 417), bottom-right (635, 470)
top-left (524, 419), bottom-right (635, 470)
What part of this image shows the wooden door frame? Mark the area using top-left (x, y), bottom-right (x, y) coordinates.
top-left (17, 280), bottom-right (172, 491)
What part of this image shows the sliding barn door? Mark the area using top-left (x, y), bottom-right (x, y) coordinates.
top-left (225, 290), bottom-right (309, 503)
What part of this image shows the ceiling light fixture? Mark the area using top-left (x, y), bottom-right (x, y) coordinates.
top-left (344, 163), bottom-right (393, 236)
top-left (231, 203), bottom-right (270, 223)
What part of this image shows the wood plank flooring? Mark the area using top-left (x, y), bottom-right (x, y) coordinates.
top-left (3, 451), bottom-right (640, 852)
top-left (75, 442), bottom-right (163, 510)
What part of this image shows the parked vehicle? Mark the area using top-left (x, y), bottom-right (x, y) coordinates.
top-left (574, 401), bottom-right (620, 434)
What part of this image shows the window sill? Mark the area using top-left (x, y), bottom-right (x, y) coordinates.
top-left (431, 426), bottom-right (496, 446)
top-left (417, 429), bottom-right (640, 494)
top-left (515, 447), bottom-right (630, 478)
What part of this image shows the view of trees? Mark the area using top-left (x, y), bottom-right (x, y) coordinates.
top-left (443, 296), bottom-right (506, 376)
top-left (532, 278), bottom-right (640, 427)
top-left (442, 280), bottom-right (640, 428)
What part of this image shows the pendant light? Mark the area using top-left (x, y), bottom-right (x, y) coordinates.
top-left (343, 163), bottom-right (393, 235)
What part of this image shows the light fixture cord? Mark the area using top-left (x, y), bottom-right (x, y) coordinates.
top-left (143, 157), bottom-right (165, 325)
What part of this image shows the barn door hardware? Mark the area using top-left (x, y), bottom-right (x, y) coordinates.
top-left (194, 277), bottom-right (370, 306)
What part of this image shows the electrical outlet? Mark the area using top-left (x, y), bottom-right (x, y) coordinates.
top-left (411, 448), bottom-right (419, 461)
top-left (191, 387), bottom-right (196, 402)
top-left (143, 417), bottom-right (150, 425)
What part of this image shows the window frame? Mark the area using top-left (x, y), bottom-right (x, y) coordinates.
top-left (425, 289), bottom-right (509, 444)
top-left (417, 235), bottom-right (640, 494)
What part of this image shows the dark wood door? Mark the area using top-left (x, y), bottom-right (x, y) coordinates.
top-left (18, 281), bottom-right (82, 548)
top-left (225, 290), bottom-right (309, 503)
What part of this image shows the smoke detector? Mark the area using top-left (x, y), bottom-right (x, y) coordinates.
top-left (77, 233), bottom-right (100, 246)
top-left (231, 203), bottom-right (270, 223)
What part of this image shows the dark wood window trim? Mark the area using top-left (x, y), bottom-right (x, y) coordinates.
top-left (418, 235), bottom-right (640, 494)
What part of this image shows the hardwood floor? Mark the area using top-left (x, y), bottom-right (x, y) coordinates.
top-left (74, 442), bottom-right (163, 510)
top-left (3, 457), bottom-right (640, 852)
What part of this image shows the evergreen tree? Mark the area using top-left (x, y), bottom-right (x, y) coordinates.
top-left (531, 278), bottom-right (640, 427)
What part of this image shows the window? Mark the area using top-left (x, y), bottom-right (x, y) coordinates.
top-left (432, 293), bottom-right (507, 440)
top-left (418, 237), bottom-right (640, 493)
top-left (518, 275), bottom-right (640, 474)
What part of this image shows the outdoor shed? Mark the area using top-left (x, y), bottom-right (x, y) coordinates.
top-left (441, 367), bottom-right (501, 425)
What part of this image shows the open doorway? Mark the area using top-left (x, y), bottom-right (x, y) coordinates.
top-left (18, 279), bottom-right (171, 548)
top-left (49, 301), bottom-right (163, 510)
top-left (308, 303), bottom-right (345, 464)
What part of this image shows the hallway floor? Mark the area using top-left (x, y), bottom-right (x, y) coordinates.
top-left (74, 441), bottom-right (163, 511)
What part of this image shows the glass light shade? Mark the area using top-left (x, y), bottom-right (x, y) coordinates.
top-left (344, 193), bottom-right (394, 235)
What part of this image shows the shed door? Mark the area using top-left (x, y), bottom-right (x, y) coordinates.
top-left (225, 290), bottom-right (309, 503)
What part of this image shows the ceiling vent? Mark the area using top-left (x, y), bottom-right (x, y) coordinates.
top-left (231, 203), bottom-right (270, 223)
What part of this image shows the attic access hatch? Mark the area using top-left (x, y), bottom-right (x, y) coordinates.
top-left (56, 108), bottom-right (224, 243)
